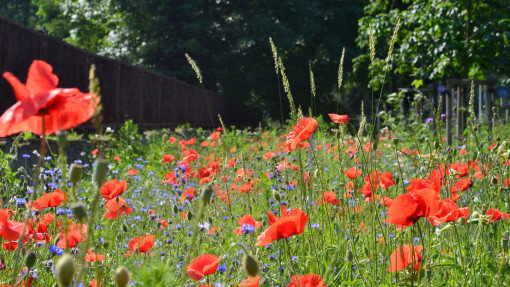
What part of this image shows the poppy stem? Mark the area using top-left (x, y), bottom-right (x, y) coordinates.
top-left (284, 238), bottom-right (302, 287)
top-left (452, 223), bottom-right (467, 286)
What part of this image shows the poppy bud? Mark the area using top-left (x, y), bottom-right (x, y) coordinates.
top-left (57, 131), bottom-right (68, 151)
top-left (492, 177), bottom-right (499, 185)
top-left (426, 268), bottom-right (432, 279)
top-left (201, 184), bottom-right (213, 205)
top-left (55, 254), bottom-right (76, 286)
top-left (347, 249), bottom-right (353, 262)
top-left (187, 211), bottom-right (194, 221)
top-left (114, 266), bottom-right (130, 287)
top-left (122, 223), bottom-right (128, 233)
top-left (456, 217), bottom-right (466, 225)
top-left (93, 157), bottom-right (109, 185)
top-left (71, 202), bottom-right (87, 221)
top-left (68, 163), bottom-right (84, 184)
top-left (273, 190), bottom-right (281, 201)
top-left (434, 141), bottom-right (440, 149)
top-left (173, 205), bottom-right (179, 214)
top-left (242, 253), bottom-right (260, 277)
top-left (103, 241), bottom-right (109, 248)
top-left (502, 237), bottom-right (509, 251)
top-left (24, 251), bottom-right (36, 268)
top-left (392, 137), bottom-right (399, 146)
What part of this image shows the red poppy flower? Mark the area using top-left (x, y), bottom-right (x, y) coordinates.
top-left (3, 241), bottom-right (17, 251)
top-left (426, 199), bottom-right (468, 226)
top-left (255, 206), bottom-right (309, 246)
top-left (85, 249), bottom-right (105, 262)
top-left (344, 167), bottom-right (362, 179)
top-left (263, 152), bottom-right (276, 159)
top-left (0, 209), bottom-right (24, 241)
top-left (384, 188), bottom-right (442, 226)
top-left (127, 167), bottom-right (139, 176)
top-left (389, 244), bottom-right (423, 272)
top-left (100, 179), bottom-right (127, 200)
top-left (328, 113), bottom-right (350, 124)
top-left (234, 215), bottom-right (262, 236)
top-left (35, 189), bottom-right (64, 210)
top-left (284, 118), bottom-right (318, 152)
top-left (128, 235), bottom-right (155, 253)
top-left (168, 136), bottom-right (177, 144)
top-left (162, 154), bottom-right (175, 163)
top-left (181, 188), bottom-right (195, 202)
top-left (486, 209), bottom-right (510, 223)
top-left (104, 197), bottom-right (133, 220)
top-left (0, 60), bottom-right (97, 136)
top-left (379, 172), bottom-right (395, 188)
top-left (239, 276), bottom-right (260, 287)
top-left (58, 222), bottom-right (87, 248)
top-left (287, 273), bottom-right (327, 287)
top-left (318, 191), bottom-right (341, 205)
top-left (186, 254), bottom-right (223, 281)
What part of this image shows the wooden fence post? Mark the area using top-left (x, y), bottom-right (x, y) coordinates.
top-left (456, 85), bottom-right (464, 140)
top-left (446, 90), bottom-right (452, 147)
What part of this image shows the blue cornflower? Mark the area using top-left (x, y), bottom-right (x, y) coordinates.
top-left (217, 264), bottom-right (227, 273)
top-left (241, 224), bottom-right (255, 234)
top-left (49, 245), bottom-right (63, 256)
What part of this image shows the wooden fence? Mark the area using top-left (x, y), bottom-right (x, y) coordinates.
top-left (0, 14), bottom-right (228, 128)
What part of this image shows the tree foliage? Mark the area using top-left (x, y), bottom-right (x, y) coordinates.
top-left (355, 0), bottom-right (510, 89)
top-left (4, 0), bottom-right (367, 124)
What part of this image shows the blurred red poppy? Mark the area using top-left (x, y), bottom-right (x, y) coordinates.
top-left (318, 191), bottom-right (341, 205)
top-left (389, 244), bottom-right (423, 272)
top-left (58, 222), bottom-right (87, 248)
top-left (0, 60), bottom-right (97, 136)
top-left (255, 206), bottom-right (309, 246)
top-left (344, 167), bottom-right (362, 179)
top-left (486, 208), bottom-right (510, 223)
top-left (328, 113), bottom-right (350, 124)
top-left (234, 215), bottom-right (262, 236)
top-left (127, 167), bottom-right (139, 176)
top-left (285, 118), bottom-right (318, 152)
top-left (186, 254), bottom-right (223, 281)
top-left (239, 276), bottom-right (260, 287)
top-left (104, 197), bottom-right (133, 220)
top-left (287, 273), bottom-right (327, 287)
top-left (85, 249), bottom-right (105, 262)
top-left (162, 154), bottom-right (175, 163)
top-left (100, 179), bottom-right (127, 200)
top-left (128, 235), bottom-right (155, 253)
top-left (0, 209), bottom-right (23, 241)
top-left (181, 188), bottom-right (195, 202)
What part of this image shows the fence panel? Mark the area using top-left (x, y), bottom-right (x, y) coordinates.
top-left (0, 15), bottom-right (226, 128)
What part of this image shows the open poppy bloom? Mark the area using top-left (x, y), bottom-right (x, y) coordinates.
top-left (128, 235), bottom-right (155, 253)
top-left (85, 249), bottom-right (105, 262)
top-left (427, 199), bottom-right (469, 226)
top-left (186, 254), bottom-right (222, 281)
top-left (287, 273), bottom-right (327, 287)
top-left (486, 208), bottom-right (510, 223)
top-left (34, 189), bottom-right (65, 210)
top-left (318, 191), bottom-right (341, 205)
top-left (328, 113), bottom-right (350, 124)
top-left (344, 167), bottom-right (362, 179)
top-left (234, 215), bottom-right (262, 236)
top-left (180, 188), bottom-right (195, 202)
top-left (255, 206), bottom-right (309, 246)
top-left (100, 179), bottom-right (127, 200)
top-left (104, 197), bottom-right (133, 220)
top-left (384, 188), bottom-right (442, 226)
top-left (389, 244), bottom-right (423, 272)
top-left (57, 222), bottom-right (87, 248)
top-left (0, 209), bottom-right (24, 241)
top-left (284, 117), bottom-right (318, 152)
top-left (0, 60), bottom-right (97, 136)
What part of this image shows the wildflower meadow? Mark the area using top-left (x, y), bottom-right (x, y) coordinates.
top-left (0, 41), bottom-right (509, 287)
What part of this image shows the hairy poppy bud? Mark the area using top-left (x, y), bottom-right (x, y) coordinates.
top-left (114, 266), bottom-right (130, 287)
top-left (24, 251), bottom-right (36, 268)
top-left (187, 211), bottom-right (194, 221)
top-left (122, 223), bottom-right (128, 233)
top-left (68, 163), bottom-right (84, 184)
top-left (93, 157), bottom-right (109, 185)
top-left (57, 131), bottom-right (68, 151)
top-left (347, 249), bottom-right (354, 262)
top-left (273, 190), bottom-right (281, 201)
top-left (242, 253), bottom-right (260, 277)
top-left (201, 184), bottom-right (213, 205)
top-left (55, 254), bottom-right (76, 286)
top-left (71, 202), bottom-right (87, 221)
top-left (502, 237), bottom-right (509, 251)
top-left (392, 137), bottom-right (399, 146)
